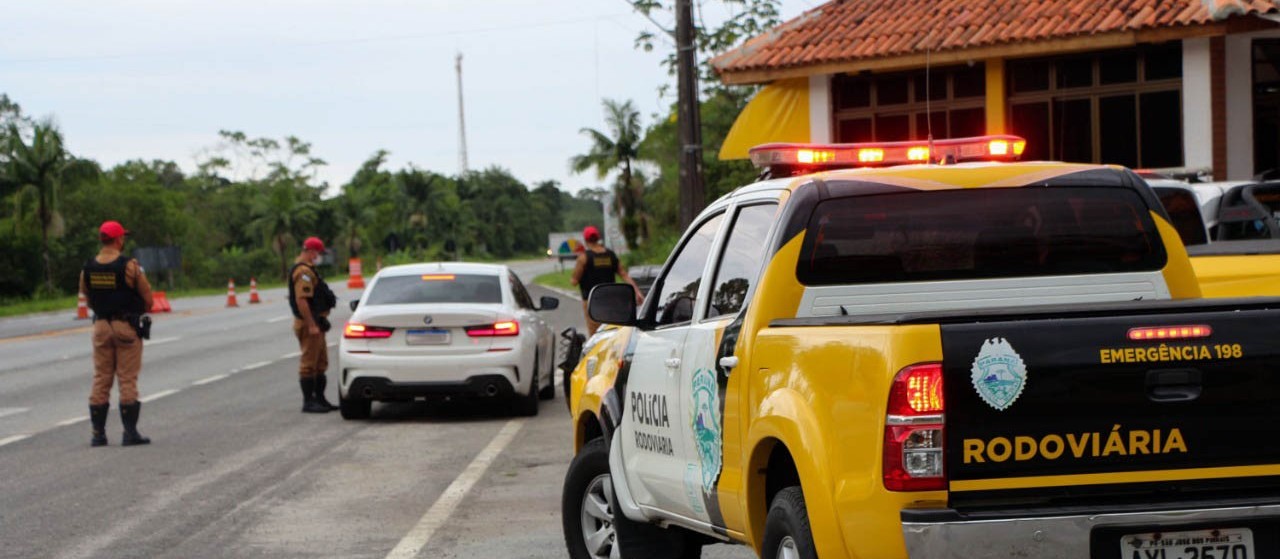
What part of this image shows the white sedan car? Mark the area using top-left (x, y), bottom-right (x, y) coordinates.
top-left (337, 262), bottom-right (559, 419)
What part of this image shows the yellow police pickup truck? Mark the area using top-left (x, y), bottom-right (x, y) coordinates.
top-left (560, 136), bottom-right (1280, 559)
top-left (1148, 179), bottom-right (1280, 297)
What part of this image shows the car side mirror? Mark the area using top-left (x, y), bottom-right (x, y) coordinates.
top-left (538, 296), bottom-right (560, 311)
top-left (349, 300), bottom-right (359, 311)
top-left (587, 283), bottom-right (636, 326)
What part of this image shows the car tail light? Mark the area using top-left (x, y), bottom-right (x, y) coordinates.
top-left (343, 322), bottom-right (394, 339)
top-left (465, 320), bottom-right (520, 337)
top-left (884, 363), bottom-right (946, 491)
top-left (1127, 325), bottom-right (1212, 341)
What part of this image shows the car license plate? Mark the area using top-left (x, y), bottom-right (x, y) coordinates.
top-left (405, 328), bottom-right (450, 345)
top-left (1120, 527), bottom-right (1253, 559)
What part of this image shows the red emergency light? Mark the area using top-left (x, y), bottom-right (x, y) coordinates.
top-left (749, 135), bottom-right (1027, 176)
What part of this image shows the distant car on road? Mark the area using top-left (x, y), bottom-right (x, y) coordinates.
top-left (338, 262), bottom-right (559, 419)
top-left (627, 265), bottom-right (661, 296)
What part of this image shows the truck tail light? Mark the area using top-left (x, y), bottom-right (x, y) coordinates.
top-left (1127, 324), bottom-right (1212, 341)
top-left (884, 363), bottom-right (946, 491)
top-left (465, 320), bottom-right (520, 337)
top-left (343, 322), bottom-right (394, 339)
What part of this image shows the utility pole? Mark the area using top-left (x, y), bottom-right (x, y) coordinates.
top-left (675, 0), bottom-right (704, 229)
top-left (456, 52), bottom-right (469, 176)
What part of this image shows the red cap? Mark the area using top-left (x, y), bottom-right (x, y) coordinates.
top-left (583, 225), bottom-right (601, 243)
top-left (303, 237), bottom-right (325, 252)
top-left (99, 221), bottom-right (128, 240)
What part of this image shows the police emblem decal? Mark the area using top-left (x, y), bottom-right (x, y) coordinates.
top-left (690, 368), bottom-right (722, 492)
top-left (970, 337), bottom-right (1028, 411)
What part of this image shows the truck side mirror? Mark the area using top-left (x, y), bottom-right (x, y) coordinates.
top-left (587, 283), bottom-right (636, 326)
top-left (538, 296), bottom-right (560, 311)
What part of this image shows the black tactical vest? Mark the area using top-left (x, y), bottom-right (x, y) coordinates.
top-left (83, 257), bottom-right (146, 319)
top-left (578, 247), bottom-right (620, 298)
top-left (288, 263), bottom-right (336, 319)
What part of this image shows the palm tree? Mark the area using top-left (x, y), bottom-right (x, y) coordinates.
top-left (4, 120), bottom-right (70, 292)
top-left (248, 181), bottom-right (319, 281)
top-left (570, 99), bottom-right (646, 248)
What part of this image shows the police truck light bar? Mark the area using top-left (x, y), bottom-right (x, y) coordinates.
top-left (750, 135), bottom-right (1027, 176)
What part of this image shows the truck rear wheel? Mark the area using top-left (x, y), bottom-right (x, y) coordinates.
top-left (762, 486), bottom-right (817, 559)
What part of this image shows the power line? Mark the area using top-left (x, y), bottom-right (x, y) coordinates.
top-left (0, 14), bottom-right (632, 65)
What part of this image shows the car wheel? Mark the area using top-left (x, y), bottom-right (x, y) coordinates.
top-left (515, 361), bottom-right (539, 417)
top-left (539, 348), bottom-right (557, 401)
top-left (562, 438), bottom-right (615, 559)
top-left (339, 391), bottom-right (372, 420)
top-left (762, 487), bottom-right (817, 559)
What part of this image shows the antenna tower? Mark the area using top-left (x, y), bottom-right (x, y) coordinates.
top-left (456, 52), bottom-right (469, 175)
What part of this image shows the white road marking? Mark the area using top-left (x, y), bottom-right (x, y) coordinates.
top-left (56, 416), bottom-right (88, 427)
top-left (192, 374), bottom-right (229, 386)
top-left (0, 407), bottom-right (30, 419)
top-left (0, 435), bottom-right (31, 447)
top-left (384, 419), bottom-right (525, 559)
top-left (140, 389), bottom-right (180, 402)
top-left (268, 315), bottom-right (292, 323)
top-left (148, 336), bottom-right (181, 346)
top-left (241, 360), bottom-right (273, 371)
top-left (281, 351), bottom-right (302, 359)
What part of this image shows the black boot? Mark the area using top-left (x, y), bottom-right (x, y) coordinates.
top-left (119, 401), bottom-right (151, 446)
top-left (313, 374), bottom-right (337, 412)
top-left (300, 378), bottom-right (328, 413)
top-left (89, 404), bottom-right (109, 447)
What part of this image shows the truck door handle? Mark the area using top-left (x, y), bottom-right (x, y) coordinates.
top-left (1146, 369), bottom-right (1202, 403)
top-left (665, 358), bottom-right (681, 369)
top-left (718, 356), bottom-right (739, 369)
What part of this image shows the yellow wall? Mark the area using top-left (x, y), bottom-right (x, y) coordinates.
top-left (985, 58), bottom-right (1006, 135)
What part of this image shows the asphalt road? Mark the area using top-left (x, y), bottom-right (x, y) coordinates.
top-left (0, 260), bottom-right (754, 559)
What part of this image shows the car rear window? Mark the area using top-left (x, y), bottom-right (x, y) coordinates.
top-left (365, 274), bottom-right (502, 305)
top-left (797, 186), bottom-right (1167, 285)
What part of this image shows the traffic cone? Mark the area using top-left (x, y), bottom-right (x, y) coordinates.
top-left (76, 292), bottom-right (89, 320)
top-left (225, 279), bottom-right (239, 308)
top-left (151, 291), bottom-right (171, 313)
top-left (347, 258), bottom-right (365, 289)
top-left (249, 278), bottom-right (261, 304)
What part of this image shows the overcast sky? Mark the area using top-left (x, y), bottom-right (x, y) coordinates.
top-left (2, 0), bottom-right (813, 194)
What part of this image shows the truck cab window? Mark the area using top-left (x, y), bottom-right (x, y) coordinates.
top-left (652, 214), bottom-right (724, 327)
top-left (708, 204), bottom-right (777, 318)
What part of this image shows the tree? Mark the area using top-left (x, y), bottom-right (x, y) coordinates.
top-left (628, 0), bottom-right (781, 93)
top-left (4, 119), bottom-right (74, 292)
top-left (570, 99), bottom-right (648, 249)
top-left (248, 181), bottom-right (320, 281)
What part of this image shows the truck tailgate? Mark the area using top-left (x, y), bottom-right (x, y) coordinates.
top-left (940, 301), bottom-right (1280, 510)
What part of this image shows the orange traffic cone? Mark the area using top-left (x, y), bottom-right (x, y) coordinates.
top-left (249, 278), bottom-right (261, 304)
top-left (151, 291), bottom-right (171, 313)
top-left (76, 292), bottom-right (90, 320)
top-left (347, 258), bottom-right (365, 289)
top-left (225, 279), bottom-right (239, 308)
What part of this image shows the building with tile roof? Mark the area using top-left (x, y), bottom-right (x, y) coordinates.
top-left (713, 0), bottom-right (1280, 180)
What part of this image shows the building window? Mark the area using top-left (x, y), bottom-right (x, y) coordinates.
top-left (1007, 44), bottom-right (1183, 169)
top-left (833, 64), bottom-right (986, 143)
top-left (1254, 39), bottom-right (1280, 177)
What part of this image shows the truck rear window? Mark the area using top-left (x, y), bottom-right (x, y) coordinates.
top-left (798, 187), bottom-right (1166, 285)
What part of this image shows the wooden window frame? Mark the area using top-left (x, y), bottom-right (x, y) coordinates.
top-left (833, 64), bottom-right (987, 142)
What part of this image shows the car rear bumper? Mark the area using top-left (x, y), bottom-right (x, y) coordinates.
top-left (345, 374), bottom-right (515, 401)
top-left (339, 349), bottom-right (525, 393)
top-left (901, 502), bottom-right (1280, 558)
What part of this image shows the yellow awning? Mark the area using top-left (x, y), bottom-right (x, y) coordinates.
top-left (718, 78), bottom-right (810, 160)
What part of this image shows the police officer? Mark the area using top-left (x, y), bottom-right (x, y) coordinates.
top-left (570, 225), bottom-right (642, 336)
top-left (289, 237), bottom-right (338, 413)
top-left (81, 220), bottom-right (153, 447)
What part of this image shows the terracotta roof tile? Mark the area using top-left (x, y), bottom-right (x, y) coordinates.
top-left (713, 0), bottom-right (1280, 77)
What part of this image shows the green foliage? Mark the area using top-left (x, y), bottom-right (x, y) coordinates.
top-left (571, 99), bottom-right (648, 249)
top-left (628, 0), bottom-right (780, 92)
